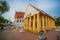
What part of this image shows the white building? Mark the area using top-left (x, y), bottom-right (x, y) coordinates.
top-left (14, 12), bottom-right (25, 27)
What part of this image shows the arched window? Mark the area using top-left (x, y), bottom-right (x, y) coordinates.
top-left (20, 19), bottom-right (21, 22)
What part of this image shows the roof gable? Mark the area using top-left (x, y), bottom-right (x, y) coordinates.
top-left (24, 4), bottom-right (40, 18)
top-left (25, 4), bottom-right (54, 20)
top-left (15, 12), bottom-right (25, 19)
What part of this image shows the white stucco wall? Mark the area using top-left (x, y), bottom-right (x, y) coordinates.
top-left (14, 18), bottom-right (23, 27)
top-left (24, 5), bottom-right (39, 18)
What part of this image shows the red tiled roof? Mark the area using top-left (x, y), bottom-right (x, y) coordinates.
top-left (15, 12), bottom-right (25, 19)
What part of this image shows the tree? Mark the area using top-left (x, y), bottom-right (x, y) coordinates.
top-left (0, 0), bottom-right (9, 15)
top-left (55, 17), bottom-right (60, 26)
top-left (0, 0), bottom-right (9, 29)
top-left (0, 16), bottom-right (8, 23)
top-left (0, 16), bottom-right (9, 29)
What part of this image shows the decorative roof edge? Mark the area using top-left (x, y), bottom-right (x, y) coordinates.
top-left (29, 4), bottom-right (54, 20)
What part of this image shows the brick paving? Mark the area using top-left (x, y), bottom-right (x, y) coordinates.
top-left (46, 29), bottom-right (60, 40)
top-left (0, 27), bottom-right (39, 40)
top-left (0, 27), bottom-right (60, 40)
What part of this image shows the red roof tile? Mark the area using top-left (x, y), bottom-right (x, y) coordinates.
top-left (15, 12), bottom-right (25, 19)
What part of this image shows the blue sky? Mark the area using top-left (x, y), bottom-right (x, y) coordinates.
top-left (2, 0), bottom-right (60, 22)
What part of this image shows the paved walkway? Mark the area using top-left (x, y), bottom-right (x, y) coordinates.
top-left (0, 27), bottom-right (38, 40)
top-left (0, 27), bottom-right (60, 40)
top-left (46, 29), bottom-right (60, 40)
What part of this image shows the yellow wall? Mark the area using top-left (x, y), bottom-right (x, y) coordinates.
top-left (23, 13), bottom-right (55, 33)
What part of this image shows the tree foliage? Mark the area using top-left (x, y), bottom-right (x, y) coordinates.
top-left (55, 17), bottom-right (60, 26)
top-left (0, 0), bottom-right (9, 15)
top-left (0, 0), bottom-right (9, 27)
top-left (0, 16), bottom-right (8, 23)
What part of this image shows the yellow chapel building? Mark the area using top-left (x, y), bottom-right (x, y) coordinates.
top-left (23, 4), bottom-right (56, 33)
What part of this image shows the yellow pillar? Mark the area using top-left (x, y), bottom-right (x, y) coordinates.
top-left (37, 14), bottom-right (40, 32)
top-left (42, 16), bottom-right (45, 31)
top-left (50, 18), bottom-right (52, 29)
top-left (48, 17), bottom-right (50, 30)
top-left (47, 16), bottom-right (49, 30)
top-left (45, 16), bottom-right (48, 30)
top-left (29, 17), bottom-right (31, 31)
top-left (39, 15), bottom-right (42, 30)
top-left (48, 17), bottom-right (51, 30)
top-left (23, 18), bottom-right (25, 29)
top-left (44, 16), bottom-right (46, 31)
top-left (27, 17), bottom-right (29, 30)
top-left (49, 17), bottom-right (52, 30)
top-left (33, 15), bottom-right (36, 32)
top-left (31, 16), bottom-right (33, 32)
top-left (29, 16), bottom-right (32, 31)
top-left (23, 18), bottom-right (27, 30)
top-left (25, 18), bottom-right (28, 30)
